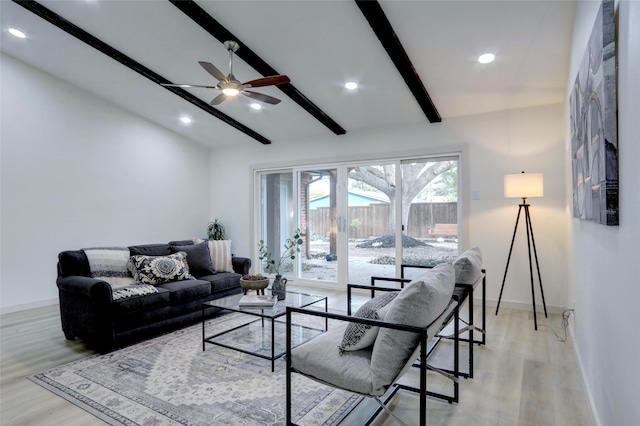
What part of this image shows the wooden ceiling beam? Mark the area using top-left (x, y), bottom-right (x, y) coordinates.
top-left (355, 0), bottom-right (441, 123)
top-left (169, 0), bottom-right (346, 136)
top-left (13, 0), bottom-right (271, 144)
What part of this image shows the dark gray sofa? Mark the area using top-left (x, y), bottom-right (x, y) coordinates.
top-left (57, 239), bottom-right (250, 352)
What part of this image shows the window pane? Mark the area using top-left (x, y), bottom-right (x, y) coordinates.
top-left (300, 169), bottom-right (337, 282)
top-left (347, 164), bottom-right (395, 285)
top-left (259, 171), bottom-right (295, 276)
top-left (401, 159), bottom-right (459, 280)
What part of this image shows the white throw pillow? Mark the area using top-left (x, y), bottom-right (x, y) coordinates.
top-left (195, 239), bottom-right (234, 273)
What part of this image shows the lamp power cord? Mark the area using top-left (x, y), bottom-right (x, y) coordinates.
top-left (540, 309), bottom-right (574, 342)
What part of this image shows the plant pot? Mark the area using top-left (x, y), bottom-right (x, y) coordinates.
top-left (239, 278), bottom-right (269, 295)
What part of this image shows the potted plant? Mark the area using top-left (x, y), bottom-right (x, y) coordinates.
top-left (258, 229), bottom-right (304, 299)
top-left (207, 219), bottom-right (226, 240)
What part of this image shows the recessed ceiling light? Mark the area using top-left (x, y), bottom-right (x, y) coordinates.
top-left (8, 28), bottom-right (26, 39)
top-left (345, 81), bottom-right (358, 90)
top-left (478, 53), bottom-right (495, 64)
top-left (250, 103), bottom-right (262, 110)
top-left (180, 116), bottom-right (192, 124)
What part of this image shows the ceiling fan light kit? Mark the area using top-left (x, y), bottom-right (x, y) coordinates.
top-left (162, 40), bottom-right (290, 107)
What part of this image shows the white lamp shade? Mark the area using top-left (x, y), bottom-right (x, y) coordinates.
top-left (504, 172), bottom-right (544, 198)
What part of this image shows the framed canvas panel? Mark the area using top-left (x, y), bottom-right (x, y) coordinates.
top-left (569, 0), bottom-right (618, 226)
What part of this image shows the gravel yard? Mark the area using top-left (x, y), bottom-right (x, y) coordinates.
top-left (300, 237), bottom-right (458, 284)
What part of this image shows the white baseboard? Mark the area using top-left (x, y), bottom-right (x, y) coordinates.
top-left (0, 298), bottom-right (58, 315)
top-left (477, 297), bottom-right (567, 315)
top-left (568, 322), bottom-right (601, 426)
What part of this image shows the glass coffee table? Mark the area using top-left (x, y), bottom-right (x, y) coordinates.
top-left (202, 289), bottom-right (327, 372)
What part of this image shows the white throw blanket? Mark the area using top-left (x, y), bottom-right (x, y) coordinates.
top-left (83, 247), bottom-right (134, 289)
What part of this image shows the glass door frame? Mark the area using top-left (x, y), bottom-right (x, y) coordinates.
top-left (251, 148), bottom-right (467, 289)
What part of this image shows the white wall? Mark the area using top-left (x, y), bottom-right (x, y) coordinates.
top-left (0, 53), bottom-right (212, 313)
top-left (567, 1), bottom-right (640, 425)
top-left (210, 102), bottom-right (568, 312)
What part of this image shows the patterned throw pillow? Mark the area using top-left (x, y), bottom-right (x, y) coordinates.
top-left (83, 247), bottom-right (134, 289)
top-left (338, 292), bottom-right (398, 352)
top-left (129, 252), bottom-right (195, 285)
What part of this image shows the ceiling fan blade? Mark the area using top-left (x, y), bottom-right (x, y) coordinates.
top-left (210, 93), bottom-right (227, 106)
top-left (242, 90), bottom-right (282, 105)
top-left (161, 83), bottom-right (218, 89)
top-left (199, 61), bottom-right (228, 82)
top-left (242, 75), bottom-right (290, 88)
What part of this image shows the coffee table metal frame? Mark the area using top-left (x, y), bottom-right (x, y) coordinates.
top-left (202, 289), bottom-right (327, 372)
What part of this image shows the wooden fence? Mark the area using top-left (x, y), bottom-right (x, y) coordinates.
top-left (307, 202), bottom-right (457, 239)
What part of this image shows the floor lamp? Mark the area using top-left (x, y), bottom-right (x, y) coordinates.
top-left (495, 171), bottom-right (548, 330)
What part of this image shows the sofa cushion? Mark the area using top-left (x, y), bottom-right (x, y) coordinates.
top-left (453, 247), bottom-right (483, 284)
top-left (129, 252), bottom-right (195, 285)
top-left (112, 286), bottom-right (170, 314)
top-left (155, 279), bottom-right (211, 304)
top-left (199, 272), bottom-right (241, 293)
top-left (339, 292), bottom-right (397, 352)
top-left (83, 247), bottom-right (134, 289)
top-left (170, 241), bottom-right (216, 277)
top-left (370, 263), bottom-right (455, 392)
top-left (290, 324), bottom-right (379, 395)
top-left (58, 250), bottom-right (91, 278)
top-left (129, 243), bottom-right (171, 257)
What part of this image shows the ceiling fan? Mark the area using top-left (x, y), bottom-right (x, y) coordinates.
top-left (162, 40), bottom-right (290, 106)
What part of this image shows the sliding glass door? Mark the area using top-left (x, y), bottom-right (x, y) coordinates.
top-left (256, 154), bottom-right (460, 286)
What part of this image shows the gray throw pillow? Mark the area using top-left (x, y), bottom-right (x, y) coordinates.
top-left (453, 247), bottom-right (483, 284)
top-left (170, 241), bottom-right (216, 277)
top-left (370, 263), bottom-right (455, 393)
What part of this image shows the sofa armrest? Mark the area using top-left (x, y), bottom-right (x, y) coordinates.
top-left (57, 276), bottom-right (113, 303)
top-left (232, 256), bottom-right (251, 275)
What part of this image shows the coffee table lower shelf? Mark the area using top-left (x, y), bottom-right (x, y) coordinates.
top-left (203, 315), bottom-right (325, 372)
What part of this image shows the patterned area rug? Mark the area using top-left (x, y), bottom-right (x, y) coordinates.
top-left (29, 312), bottom-right (362, 425)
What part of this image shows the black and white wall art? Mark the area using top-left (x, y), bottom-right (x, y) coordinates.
top-left (570, 0), bottom-right (618, 226)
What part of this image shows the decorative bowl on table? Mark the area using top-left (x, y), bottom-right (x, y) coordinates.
top-left (239, 274), bottom-right (270, 295)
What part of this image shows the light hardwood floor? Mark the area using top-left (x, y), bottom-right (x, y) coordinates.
top-left (1, 287), bottom-right (592, 425)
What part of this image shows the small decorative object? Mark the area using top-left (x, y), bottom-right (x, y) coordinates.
top-left (207, 219), bottom-right (226, 240)
top-left (258, 229), bottom-right (304, 300)
top-left (271, 275), bottom-right (288, 300)
top-left (239, 274), bottom-right (270, 295)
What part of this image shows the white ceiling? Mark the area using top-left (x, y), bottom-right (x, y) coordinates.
top-left (0, 0), bottom-right (576, 148)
